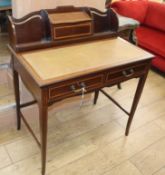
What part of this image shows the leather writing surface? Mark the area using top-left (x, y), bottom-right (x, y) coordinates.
top-left (21, 38), bottom-right (152, 81)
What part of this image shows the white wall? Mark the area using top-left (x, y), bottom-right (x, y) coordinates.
top-left (12, 0), bottom-right (106, 18)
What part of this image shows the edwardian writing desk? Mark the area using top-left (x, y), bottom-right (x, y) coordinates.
top-left (8, 6), bottom-right (153, 175)
top-left (9, 37), bottom-right (153, 175)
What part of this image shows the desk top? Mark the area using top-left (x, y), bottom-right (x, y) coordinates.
top-left (18, 37), bottom-right (153, 86)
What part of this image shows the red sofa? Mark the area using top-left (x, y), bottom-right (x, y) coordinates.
top-left (109, 0), bottom-right (165, 73)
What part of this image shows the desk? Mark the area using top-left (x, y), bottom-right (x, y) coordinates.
top-left (9, 37), bottom-right (153, 175)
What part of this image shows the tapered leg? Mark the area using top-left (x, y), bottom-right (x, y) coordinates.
top-left (39, 95), bottom-right (48, 175)
top-left (125, 74), bottom-right (148, 136)
top-left (13, 68), bottom-right (21, 130)
top-left (93, 90), bottom-right (99, 105)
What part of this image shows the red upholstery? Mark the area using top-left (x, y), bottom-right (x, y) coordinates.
top-left (136, 26), bottom-right (165, 58)
top-left (110, 0), bottom-right (165, 73)
top-left (136, 27), bottom-right (165, 72)
top-left (152, 56), bottom-right (165, 72)
top-left (110, 0), bottom-right (148, 23)
top-left (144, 2), bottom-right (165, 32)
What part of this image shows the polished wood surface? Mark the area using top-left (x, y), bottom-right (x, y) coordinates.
top-left (49, 11), bottom-right (91, 24)
top-left (49, 9), bottom-right (93, 40)
top-left (8, 6), bottom-right (118, 52)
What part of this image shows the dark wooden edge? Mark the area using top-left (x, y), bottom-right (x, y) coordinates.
top-left (20, 100), bottom-right (37, 108)
top-left (46, 5), bottom-right (93, 22)
top-left (9, 46), bottom-right (42, 102)
top-left (8, 10), bottom-right (50, 49)
top-left (47, 59), bottom-right (152, 105)
top-left (20, 111), bottom-right (41, 148)
top-left (100, 89), bottom-right (129, 115)
top-left (8, 15), bottom-right (17, 47)
top-left (14, 32), bottom-right (118, 52)
top-left (90, 7), bottom-right (118, 32)
top-left (10, 11), bottom-right (41, 22)
top-left (108, 8), bottom-right (118, 31)
top-left (105, 0), bottom-right (112, 8)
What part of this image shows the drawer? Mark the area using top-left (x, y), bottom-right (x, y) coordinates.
top-left (106, 63), bottom-right (147, 84)
top-left (49, 74), bottom-right (104, 100)
top-left (53, 22), bottom-right (92, 40)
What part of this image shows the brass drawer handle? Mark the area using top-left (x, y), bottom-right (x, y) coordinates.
top-left (70, 84), bottom-right (87, 93)
top-left (122, 69), bottom-right (134, 77)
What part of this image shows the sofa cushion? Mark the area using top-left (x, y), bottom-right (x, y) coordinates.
top-left (152, 55), bottom-right (165, 72)
top-left (136, 26), bottom-right (165, 58)
top-left (144, 2), bottom-right (165, 32)
top-left (110, 0), bottom-right (148, 23)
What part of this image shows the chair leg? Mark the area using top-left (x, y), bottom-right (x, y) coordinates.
top-left (117, 83), bottom-right (121, 89)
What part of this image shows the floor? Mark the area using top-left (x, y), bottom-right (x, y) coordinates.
top-left (0, 33), bottom-right (10, 65)
top-left (0, 33), bottom-right (15, 109)
top-left (0, 33), bottom-right (165, 175)
top-left (0, 70), bottom-right (164, 175)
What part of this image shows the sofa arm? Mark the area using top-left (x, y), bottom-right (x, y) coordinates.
top-left (110, 0), bottom-right (149, 24)
top-left (118, 14), bottom-right (139, 30)
top-left (117, 14), bottom-right (140, 44)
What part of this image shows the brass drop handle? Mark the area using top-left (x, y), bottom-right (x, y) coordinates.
top-left (80, 82), bottom-right (86, 88)
top-left (70, 85), bottom-right (80, 93)
top-left (122, 69), bottom-right (134, 77)
top-left (70, 83), bottom-right (87, 93)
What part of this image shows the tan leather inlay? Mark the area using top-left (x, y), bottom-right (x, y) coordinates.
top-left (21, 38), bottom-right (153, 82)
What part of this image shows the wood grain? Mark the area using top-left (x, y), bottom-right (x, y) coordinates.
top-left (49, 12), bottom-right (91, 24)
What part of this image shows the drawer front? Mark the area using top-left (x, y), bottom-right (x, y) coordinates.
top-left (106, 63), bottom-right (147, 84)
top-left (49, 74), bottom-right (104, 100)
top-left (53, 22), bottom-right (92, 40)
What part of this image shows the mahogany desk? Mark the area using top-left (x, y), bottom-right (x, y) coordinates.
top-left (9, 37), bottom-right (153, 175)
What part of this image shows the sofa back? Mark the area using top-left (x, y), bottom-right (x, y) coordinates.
top-left (110, 0), bottom-right (149, 23)
top-left (144, 2), bottom-right (165, 32)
